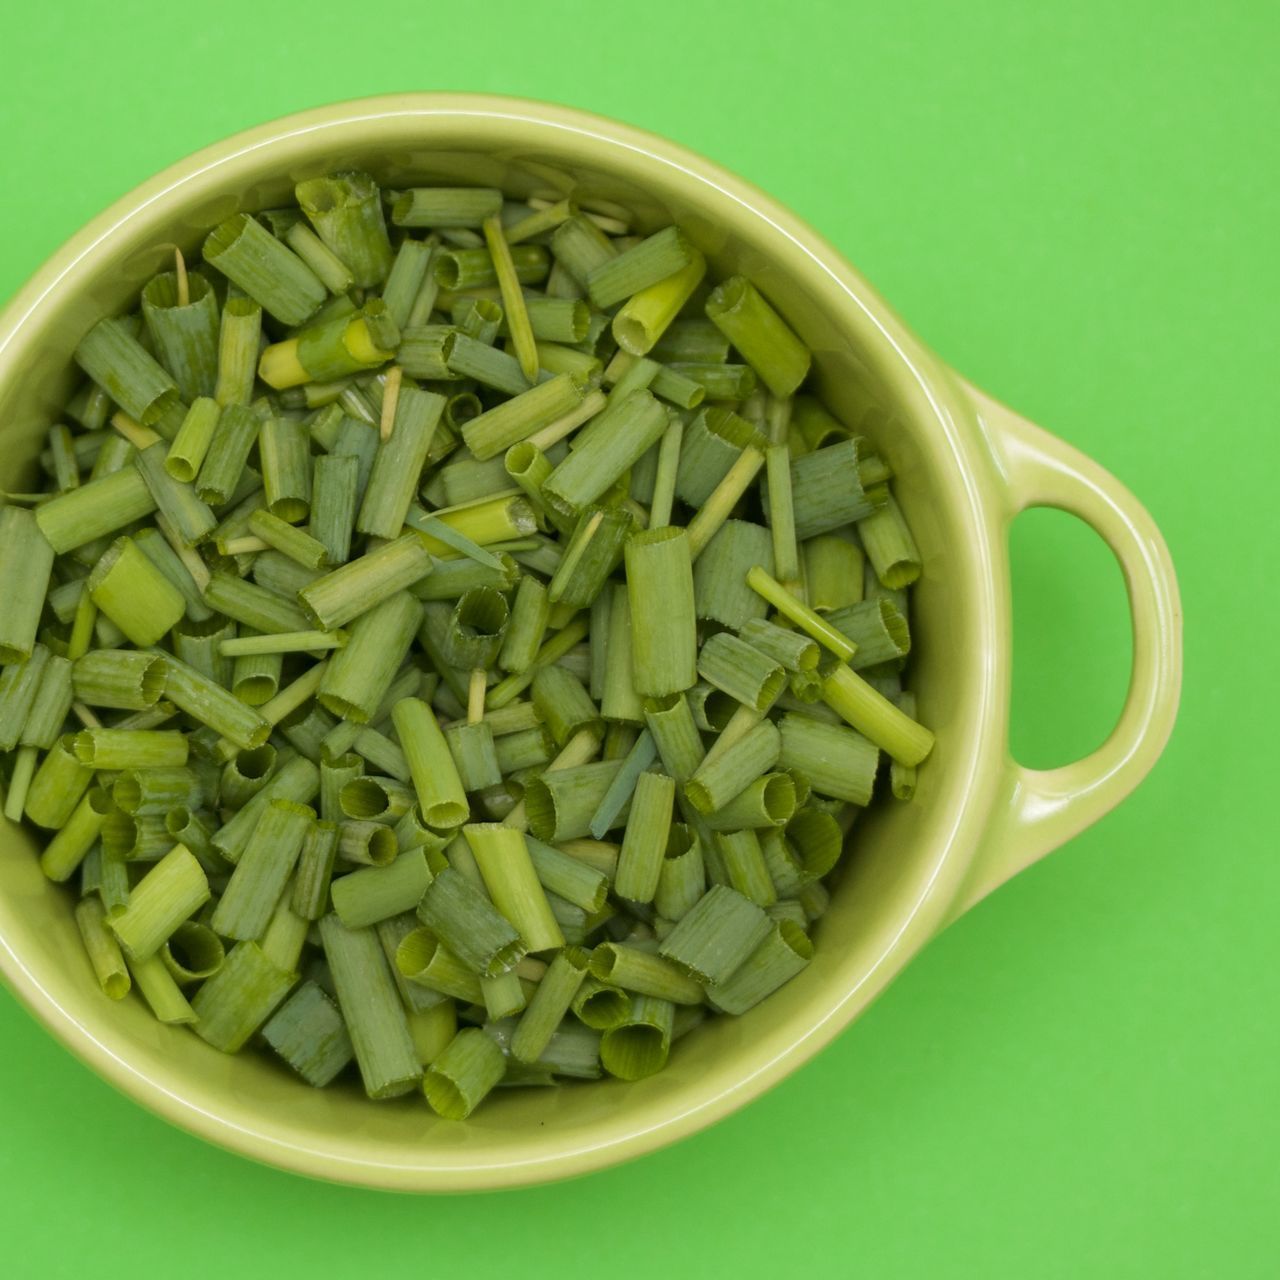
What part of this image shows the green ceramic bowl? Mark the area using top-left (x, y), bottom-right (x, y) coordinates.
top-left (0, 94), bottom-right (1182, 1191)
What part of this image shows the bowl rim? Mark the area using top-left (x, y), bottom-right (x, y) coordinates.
top-left (0, 92), bottom-right (1006, 1191)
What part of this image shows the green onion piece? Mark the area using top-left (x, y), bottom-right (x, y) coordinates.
top-left (598, 587), bottom-right (644, 725)
top-left (614, 771), bottom-right (676, 904)
top-left (464, 823), bottom-right (564, 953)
top-left (510, 947), bottom-right (591, 1064)
top-left (547, 505), bottom-right (633, 608)
top-left (285, 221), bottom-right (355, 294)
top-left (586, 226), bottom-right (694, 310)
top-left (707, 919), bottom-right (813, 1014)
top-left (245, 509), bottom-right (328, 570)
top-left (705, 275), bottom-right (811, 397)
top-left (392, 696), bottom-right (470, 829)
top-left (397, 324), bottom-right (457, 380)
top-left (702, 772), bottom-right (796, 831)
top-left (434, 243), bottom-right (549, 291)
top-left (15, 654), bottom-right (72, 756)
top-left (109, 844), bottom-right (210, 959)
top-left (211, 799), bottom-right (313, 941)
top-left (541, 389), bottom-right (668, 518)
top-left (164, 397), bottom-right (221, 484)
top-left (788, 439), bottom-right (887, 540)
top-left (74, 317), bottom-right (179, 427)
top-left (589, 943), bottom-right (703, 1004)
top-left (129, 951), bottom-right (197, 1024)
top-left (85, 535), bottom-right (185, 647)
top-left (858, 493), bottom-right (922, 590)
top-left (318, 590), bottom-right (421, 724)
top-left (438, 453), bottom-right (511, 506)
top-left (745, 566), bottom-right (858, 662)
top-left (889, 691), bottom-right (920, 801)
top-left (647, 415), bottom-right (683, 530)
top-left (189, 940), bottom-right (295, 1049)
top-left (339, 774), bottom-right (415, 821)
top-left (493, 725), bottom-right (553, 774)
top-left (288, 819), bottom-right (337, 919)
top-left (529, 664), bottom-right (599, 749)
top-left (624, 526), bottom-right (697, 697)
top-left (643, 693), bottom-right (706, 783)
top-left (141, 270), bottom-right (220, 401)
top-left (71, 726), bottom-right (187, 769)
top-left (261, 980), bottom-right (354, 1087)
top-left (462, 373), bottom-right (585, 463)
top-left (524, 760), bottom-right (624, 843)
top-left (674, 405), bottom-right (760, 508)
top-left (300, 533), bottom-right (434, 630)
top-left (764, 442), bottom-right (802, 592)
top-left (416, 865), bottom-right (525, 977)
top-left (498, 575), bottom-right (550, 675)
top-left (47, 423), bottom-right (81, 492)
top-left (203, 214), bottom-right (326, 326)
top-left (211, 755), bottom-right (318, 863)
top-left (331, 849), bottom-right (433, 929)
top-left (650, 319), bottom-right (731, 363)
top-left (612, 248), bottom-right (707, 355)
top-left (74, 897), bottom-right (130, 1000)
top-left (803, 533), bottom-right (864, 611)
top-left (163, 653), bottom-right (270, 750)
top-left (255, 415), bottom-right (311, 522)
top-left (684, 720), bottom-right (781, 815)
top-left (659, 883), bottom-right (772, 984)
top-left (356, 386), bottom-right (445, 539)
top-left (550, 213), bottom-right (616, 288)
top-left (440, 587), bottom-right (509, 669)
top-left (739, 618), bottom-right (820, 673)
top-left (381, 237), bottom-right (435, 328)
top-left (524, 836), bottom-right (609, 914)
top-left (202, 569), bottom-right (310, 635)
top-left (713, 829), bottom-right (777, 906)
top-left (821, 663), bottom-right (934, 767)
top-left (599, 994), bottom-right (674, 1081)
top-left (194, 402), bottom-right (261, 505)
top-left (24, 732), bottom-right (94, 829)
top-left (482, 213), bottom-right (539, 383)
top-left (112, 765), bottom-right (201, 816)
top-left (307, 453), bottom-right (359, 567)
top-left (318, 913), bottom-right (423, 1098)
top-left (826, 597), bottom-right (911, 670)
top-left (571, 979), bottom-right (630, 1030)
top-left (422, 1027), bottom-right (506, 1119)
top-left (213, 297), bottom-right (263, 407)
top-left (392, 187), bottom-right (503, 228)
top-left (396, 926), bottom-right (484, 1003)
top-left (35, 465), bottom-right (157, 555)
top-left (654, 825), bottom-right (705, 921)
top-left (338, 819), bottom-right (397, 867)
top-left (218, 743), bottom-right (276, 809)
top-left (697, 632), bottom-right (787, 713)
top-left (686, 446), bottom-right (765, 560)
top-left (486, 616), bottom-right (589, 710)
top-left (296, 171), bottom-right (393, 287)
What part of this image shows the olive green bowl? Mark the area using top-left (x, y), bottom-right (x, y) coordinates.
top-left (0, 94), bottom-right (1182, 1192)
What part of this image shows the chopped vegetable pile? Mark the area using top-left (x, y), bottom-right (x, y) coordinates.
top-left (0, 172), bottom-right (931, 1116)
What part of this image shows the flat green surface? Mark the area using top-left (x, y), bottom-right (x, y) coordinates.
top-left (1, 1), bottom-right (1275, 1275)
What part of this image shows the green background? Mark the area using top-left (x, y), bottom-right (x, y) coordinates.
top-left (1, 1), bottom-right (1275, 1275)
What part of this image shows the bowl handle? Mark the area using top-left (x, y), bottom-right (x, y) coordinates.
top-left (953, 381), bottom-right (1182, 914)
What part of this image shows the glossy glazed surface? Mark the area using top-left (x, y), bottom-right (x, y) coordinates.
top-left (0, 95), bottom-right (1180, 1190)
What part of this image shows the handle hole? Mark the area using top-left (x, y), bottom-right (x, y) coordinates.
top-left (1009, 507), bottom-right (1132, 769)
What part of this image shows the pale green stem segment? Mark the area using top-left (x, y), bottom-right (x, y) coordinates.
top-left (803, 534), bottom-right (865, 612)
top-left (612, 249), bottom-right (707, 355)
top-left (614, 770), bottom-right (676, 904)
top-left (392, 697), bottom-right (470, 829)
top-left (624, 526), bottom-right (697, 697)
top-left (212, 799), bottom-right (313, 941)
top-left (74, 316), bottom-right (180, 427)
top-left (600, 994), bottom-right (674, 1081)
top-left (658, 883), bottom-right (773, 985)
top-left (261, 980), bottom-right (355, 1087)
top-left (821, 663), bottom-right (934, 767)
top-left (704, 275), bottom-right (811, 397)
top-left (203, 213), bottom-right (326, 326)
top-left (684, 720), bottom-right (781, 815)
top-left (511, 947), bottom-right (591, 1064)
top-left (75, 897), bottom-right (130, 1000)
top-left (422, 1027), bottom-right (506, 1120)
top-left (746, 566), bottom-right (858, 662)
top-left (109, 844), bottom-right (210, 959)
top-left (777, 711), bottom-right (880, 806)
top-left (415, 866), bottom-right (526, 978)
top-left (858, 493), bottom-right (923, 590)
top-left (191, 941), bottom-right (297, 1050)
top-left (464, 823), bottom-right (564, 953)
top-left (300, 533), bottom-right (434, 630)
top-left (686, 447), bottom-right (766, 560)
top-left (0, 507), bottom-right (55, 665)
top-left (706, 919), bottom-right (813, 1014)
top-left (483, 213), bottom-right (539, 384)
